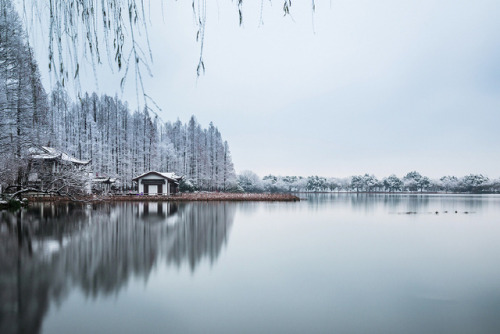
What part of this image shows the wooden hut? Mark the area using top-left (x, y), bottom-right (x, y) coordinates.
top-left (132, 171), bottom-right (181, 195)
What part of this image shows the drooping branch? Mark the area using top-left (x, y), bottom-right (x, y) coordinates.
top-left (19, 0), bottom-right (298, 87)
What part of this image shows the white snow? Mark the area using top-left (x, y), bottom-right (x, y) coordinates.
top-left (42, 146), bottom-right (91, 165)
top-left (132, 171), bottom-right (182, 182)
top-left (30, 146), bottom-right (90, 165)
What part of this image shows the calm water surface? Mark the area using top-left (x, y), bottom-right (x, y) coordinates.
top-left (1, 194), bottom-right (500, 334)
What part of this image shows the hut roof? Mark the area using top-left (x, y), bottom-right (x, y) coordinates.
top-left (132, 171), bottom-right (182, 183)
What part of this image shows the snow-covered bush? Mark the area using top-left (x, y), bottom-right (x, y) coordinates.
top-left (180, 179), bottom-right (196, 193)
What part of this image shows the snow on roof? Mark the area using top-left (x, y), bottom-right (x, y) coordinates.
top-left (28, 147), bottom-right (46, 154)
top-left (92, 177), bottom-right (118, 183)
top-left (132, 171), bottom-right (182, 182)
top-left (159, 172), bottom-right (182, 180)
top-left (30, 153), bottom-right (59, 160)
top-left (42, 147), bottom-right (91, 165)
top-left (29, 146), bottom-right (58, 160)
top-left (30, 146), bottom-right (91, 165)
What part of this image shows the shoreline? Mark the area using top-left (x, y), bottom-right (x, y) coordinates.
top-left (24, 192), bottom-right (301, 203)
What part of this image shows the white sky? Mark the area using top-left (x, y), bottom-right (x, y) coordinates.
top-left (30, 0), bottom-right (500, 179)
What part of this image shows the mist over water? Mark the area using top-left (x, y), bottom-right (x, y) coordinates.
top-left (1, 195), bottom-right (500, 333)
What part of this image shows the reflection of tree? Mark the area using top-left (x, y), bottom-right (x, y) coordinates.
top-left (0, 208), bottom-right (75, 334)
top-left (0, 202), bottom-right (235, 334)
top-left (302, 193), bottom-right (485, 213)
top-left (167, 203), bottom-right (233, 270)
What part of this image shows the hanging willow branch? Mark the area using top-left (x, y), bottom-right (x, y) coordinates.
top-left (19, 0), bottom-right (299, 92)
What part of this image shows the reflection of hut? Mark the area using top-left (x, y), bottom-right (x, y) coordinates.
top-left (139, 202), bottom-right (179, 224)
top-left (132, 171), bottom-right (181, 195)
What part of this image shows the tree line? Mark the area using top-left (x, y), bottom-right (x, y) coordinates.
top-left (0, 1), bottom-right (237, 194)
top-left (51, 88), bottom-right (237, 191)
top-left (237, 171), bottom-right (500, 194)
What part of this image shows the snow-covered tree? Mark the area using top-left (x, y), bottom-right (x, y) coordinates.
top-left (362, 174), bottom-right (379, 192)
top-left (383, 175), bottom-right (403, 192)
top-left (238, 171), bottom-right (264, 193)
top-left (0, 0), bottom-right (51, 188)
top-left (402, 171), bottom-right (430, 192)
top-left (459, 174), bottom-right (489, 193)
top-left (350, 175), bottom-right (364, 193)
top-left (439, 176), bottom-right (459, 193)
top-left (306, 176), bottom-right (329, 192)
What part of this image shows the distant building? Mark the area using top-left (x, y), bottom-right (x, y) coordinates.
top-left (28, 146), bottom-right (92, 193)
top-left (132, 171), bottom-right (182, 195)
top-left (92, 177), bottom-right (118, 194)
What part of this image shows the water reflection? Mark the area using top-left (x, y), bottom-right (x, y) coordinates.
top-left (2, 195), bottom-right (500, 334)
top-left (0, 202), bottom-right (235, 334)
top-left (303, 193), bottom-right (489, 213)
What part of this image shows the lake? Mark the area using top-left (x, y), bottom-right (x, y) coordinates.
top-left (1, 194), bottom-right (500, 334)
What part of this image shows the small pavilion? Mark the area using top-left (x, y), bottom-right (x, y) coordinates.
top-left (132, 171), bottom-right (181, 195)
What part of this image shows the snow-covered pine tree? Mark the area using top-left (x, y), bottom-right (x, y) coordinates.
top-left (0, 0), bottom-right (50, 186)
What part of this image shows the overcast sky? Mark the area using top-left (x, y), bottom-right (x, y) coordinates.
top-left (33, 0), bottom-right (500, 178)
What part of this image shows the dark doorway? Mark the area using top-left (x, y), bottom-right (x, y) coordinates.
top-left (144, 184), bottom-right (149, 194)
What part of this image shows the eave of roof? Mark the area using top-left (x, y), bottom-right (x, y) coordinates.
top-left (42, 146), bottom-right (91, 165)
top-left (132, 171), bottom-right (181, 183)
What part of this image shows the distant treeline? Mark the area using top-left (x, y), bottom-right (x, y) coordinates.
top-left (237, 171), bottom-right (500, 194)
